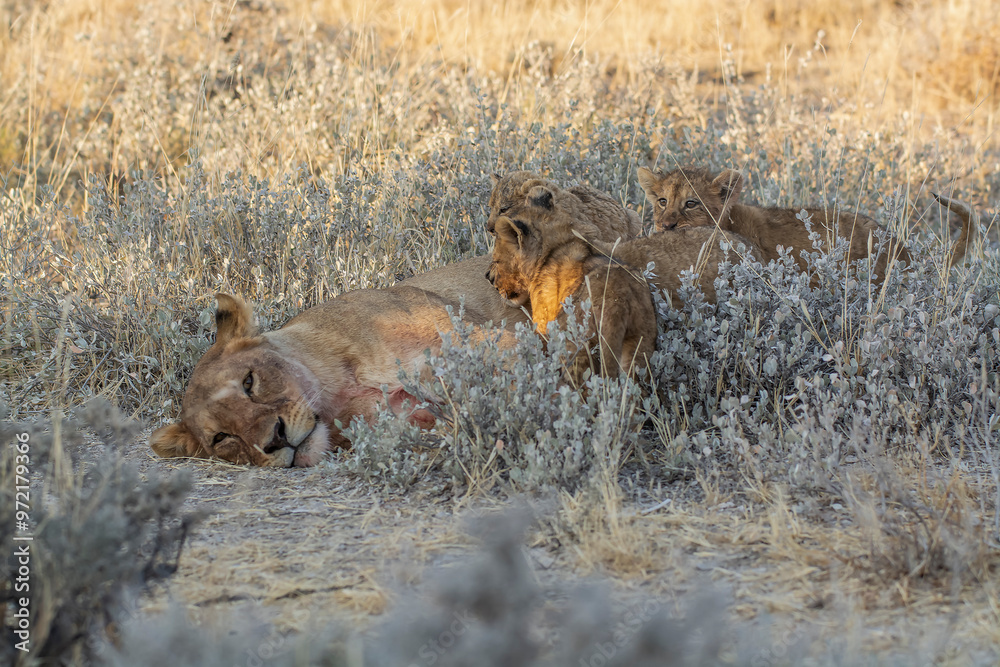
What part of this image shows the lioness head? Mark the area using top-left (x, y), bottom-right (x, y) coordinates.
top-left (488, 185), bottom-right (580, 310)
top-left (637, 166), bottom-right (744, 232)
top-left (150, 294), bottom-right (330, 468)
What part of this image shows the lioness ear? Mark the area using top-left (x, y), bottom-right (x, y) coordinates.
top-left (214, 293), bottom-right (257, 346)
top-left (495, 216), bottom-right (530, 248)
top-left (526, 185), bottom-right (554, 210)
top-left (150, 422), bottom-right (205, 459)
top-left (713, 169), bottom-right (744, 202)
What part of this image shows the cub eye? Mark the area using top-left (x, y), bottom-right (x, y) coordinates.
top-left (499, 205), bottom-right (511, 214)
top-left (242, 371), bottom-right (254, 394)
top-left (657, 198), bottom-right (668, 208)
top-left (684, 199), bottom-right (700, 209)
top-left (212, 432), bottom-right (230, 445)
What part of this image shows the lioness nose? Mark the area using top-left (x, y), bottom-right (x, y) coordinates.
top-left (263, 418), bottom-right (289, 453)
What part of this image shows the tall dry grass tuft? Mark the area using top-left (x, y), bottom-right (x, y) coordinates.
top-left (1, 0), bottom-right (998, 214)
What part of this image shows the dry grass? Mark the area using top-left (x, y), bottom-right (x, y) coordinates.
top-left (2, 0), bottom-right (999, 210)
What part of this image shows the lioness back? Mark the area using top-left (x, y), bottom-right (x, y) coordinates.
top-left (637, 166), bottom-right (913, 280)
top-left (487, 170), bottom-right (642, 242)
top-left (399, 255), bottom-right (530, 328)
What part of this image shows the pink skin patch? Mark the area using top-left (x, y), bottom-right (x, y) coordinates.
top-left (387, 386), bottom-right (437, 428)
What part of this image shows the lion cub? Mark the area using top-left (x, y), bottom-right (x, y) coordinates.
top-left (637, 166), bottom-right (927, 280)
top-left (488, 170), bottom-right (642, 242)
top-left (489, 185), bottom-right (759, 379)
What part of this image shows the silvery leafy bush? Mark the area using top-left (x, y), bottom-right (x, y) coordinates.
top-left (650, 216), bottom-right (999, 497)
top-left (103, 513), bottom-right (782, 667)
top-left (342, 210), bottom-right (999, 515)
top-left (103, 511), bottom-right (965, 666)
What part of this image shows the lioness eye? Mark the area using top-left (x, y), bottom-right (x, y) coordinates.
top-left (242, 371), bottom-right (254, 394)
top-left (657, 198), bottom-right (668, 208)
top-left (499, 205), bottom-right (511, 214)
top-left (213, 432), bottom-right (230, 445)
top-left (685, 199), bottom-right (699, 209)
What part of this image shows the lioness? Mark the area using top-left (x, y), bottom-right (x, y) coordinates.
top-left (489, 185), bottom-right (760, 378)
top-left (400, 254), bottom-right (530, 325)
top-left (637, 166), bottom-right (976, 278)
top-left (150, 257), bottom-right (527, 467)
top-left (487, 170), bottom-right (643, 242)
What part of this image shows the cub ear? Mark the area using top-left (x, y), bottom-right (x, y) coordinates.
top-left (525, 185), bottom-right (554, 210)
top-left (491, 172), bottom-right (502, 186)
top-left (494, 216), bottom-right (530, 248)
top-left (636, 167), bottom-right (660, 199)
top-left (150, 422), bottom-right (206, 459)
top-left (214, 293), bottom-right (257, 346)
top-left (713, 169), bottom-right (745, 202)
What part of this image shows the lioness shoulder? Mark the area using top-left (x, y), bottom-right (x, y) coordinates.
top-left (398, 254), bottom-right (530, 328)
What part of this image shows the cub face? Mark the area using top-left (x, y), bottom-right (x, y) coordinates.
top-left (488, 215), bottom-right (532, 307)
top-left (486, 170), bottom-right (538, 235)
top-left (637, 166), bottom-right (744, 232)
top-left (487, 185), bottom-right (575, 307)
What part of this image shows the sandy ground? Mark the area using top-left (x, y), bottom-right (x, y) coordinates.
top-left (120, 430), bottom-right (1000, 665)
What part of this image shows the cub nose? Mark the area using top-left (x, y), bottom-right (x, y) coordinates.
top-left (263, 417), bottom-right (289, 453)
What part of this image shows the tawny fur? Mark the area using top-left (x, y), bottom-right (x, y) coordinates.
top-left (400, 255), bottom-right (530, 325)
top-left (638, 167), bottom-right (907, 281)
top-left (150, 259), bottom-right (528, 468)
top-left (929, 193), bottom-right (978, 269)
top-left (638, 167), bottom-right (976, 280)
top-left (487, 170), bottom-right (642, 241)
top-left (489, 186), bottom-right (761, 380)
top-left (489, 183), bottom-right (760, 310)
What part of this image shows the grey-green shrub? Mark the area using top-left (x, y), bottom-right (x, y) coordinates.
top-left (0, 399), bottom-right (197, 665)
top-left (104, 511), bottom-right (967, 666)
top-left (650, 223), bottom-right (998, 488)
